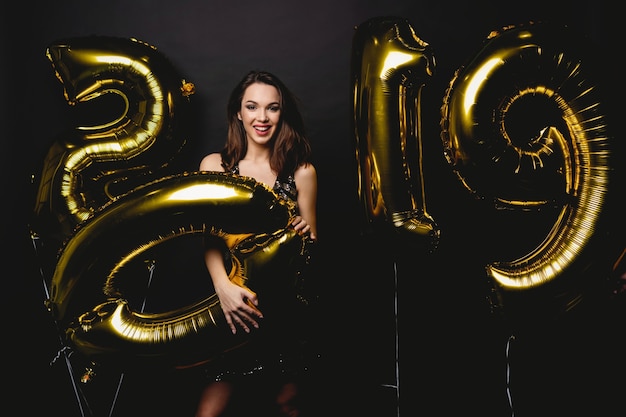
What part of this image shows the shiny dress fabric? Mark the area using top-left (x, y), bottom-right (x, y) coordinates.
top-left (202, 166), bottom-right (320, 383)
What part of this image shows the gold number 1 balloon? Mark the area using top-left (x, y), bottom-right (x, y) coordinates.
top-left (352, 16), bottom-right (439, 250)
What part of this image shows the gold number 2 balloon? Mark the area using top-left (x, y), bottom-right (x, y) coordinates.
top-left (351, 16), bottom-right (440, 250)
top-left (32, 36), bottom-right (194, 239)
top-left (440, 23), bottom-right (613, 308)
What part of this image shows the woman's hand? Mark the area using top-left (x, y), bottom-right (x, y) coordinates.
top-left (214, 281), bottom-right (263, 334)
top-left (290, 215), bottom-right (316, 241)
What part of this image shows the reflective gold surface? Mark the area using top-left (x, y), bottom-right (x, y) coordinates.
top-left (29, 36), bottom-right (309, 369)
top-left (441, 23), bottom-right (611, 290)
top-left (48, 172), bottom-right (301, 368)
top-left (32, 36), bottom-right (193, 238)
top-left (351, 16), bottom-right (439, 250)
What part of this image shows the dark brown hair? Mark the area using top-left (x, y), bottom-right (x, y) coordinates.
top-left (220, 70), bottom-right (312, 177)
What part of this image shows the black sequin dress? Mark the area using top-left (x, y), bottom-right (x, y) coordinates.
top-left (201, 166), bottom-right (320, 383)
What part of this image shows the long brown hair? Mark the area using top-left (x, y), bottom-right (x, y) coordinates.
top-left (220, 70), bottom-right (312, 177)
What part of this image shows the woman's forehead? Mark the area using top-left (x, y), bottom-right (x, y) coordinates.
top-left (243, 82), bottom-right (280, 103)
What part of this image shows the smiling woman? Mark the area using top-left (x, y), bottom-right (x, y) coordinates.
top-left (195, 70), bottom-right (320, 417)
top-left (17, 3), bottom-right (622, 417)
top-left (27, 36), bottom-right (319, 417)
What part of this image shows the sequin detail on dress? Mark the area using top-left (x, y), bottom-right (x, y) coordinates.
top-left (230, 165), bottom-right (298, 204)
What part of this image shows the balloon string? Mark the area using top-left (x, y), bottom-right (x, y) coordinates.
top-left (62, 350), bottom-right (93, 417)
top-left (505, 334), bottom-right (516, 417)
top-left (49, 345), bottom-right (92, 417)
top-left (107, 259), bottom-right (157, 417)
top-left (29, 231), bottom-right (50, 300)
top-left (30, 229), bottom-right (93, 416)
top-left (140, 260), bottom-right (157, 312)
top-left (393, 261), bottom-right (400, 417)
top-left (379, 261), bottom-right (400, 417)
top-left (108, 373), bottom-right (125, 417)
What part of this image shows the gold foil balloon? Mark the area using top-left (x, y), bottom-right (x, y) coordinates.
top-left (31, 36), bottom-right (194, 240)
top-left (352, 16), bottom-right (439, 250)
top-left (28, 35), bottom-right (312, 372)
top-left (440, 23), bottom-right (614, 315)
top-left (46, 171), bottom-right (306, 369)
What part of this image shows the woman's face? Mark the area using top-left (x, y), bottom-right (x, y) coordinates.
top-left (237, 82), bottom-right (281, 146)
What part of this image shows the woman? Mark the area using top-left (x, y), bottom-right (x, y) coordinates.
top-left (195, 70), bottom-right (318, 417)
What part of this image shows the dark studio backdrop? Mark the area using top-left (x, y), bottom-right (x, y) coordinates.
top-left (4, 1), bottom-right (624, 416)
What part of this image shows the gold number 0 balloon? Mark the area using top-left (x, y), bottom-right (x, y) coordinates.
top-left (440, 23), bottom-right (612, 292)
top-left (47, 172), bottom-right (304, 369)
top-left (32, 36), bottom-right (194, 238)
top-left (351, 16), bottom-right (440, 250)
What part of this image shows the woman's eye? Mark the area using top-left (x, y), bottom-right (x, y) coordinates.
top-left (246, 104), bottom-right (256, 110)
top-left (269, 106), bottom-right (280, 112)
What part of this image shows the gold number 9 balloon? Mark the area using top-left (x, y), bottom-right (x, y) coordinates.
top-left (440, 23), bottom-right (615, 315)
top-left (351, 16), bottom-right (440, 250)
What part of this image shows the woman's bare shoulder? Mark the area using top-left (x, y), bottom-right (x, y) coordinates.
top-left (294, 162), bottom-right (317, 180)
top-left (199, 153), bottom-right (224, 171)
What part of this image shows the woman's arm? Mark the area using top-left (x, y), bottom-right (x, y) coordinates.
top-left (200, 153), bottom-right (263, 334)
top-left (204, 246), bottom-right (262, 334)
top-left (293, 163), bottom-right (318, 241)
top-left (199, 153), bottom-right (223, 171)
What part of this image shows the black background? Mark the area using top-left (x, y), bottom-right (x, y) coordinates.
top-left (4, 1), bottom-right (624, 416)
